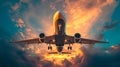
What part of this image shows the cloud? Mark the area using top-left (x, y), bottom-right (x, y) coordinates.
top-left (19, 32), bottom-right (25, 39)
top-left (64, 0), bottom-right (116, 38)
top-left (17, 18), bottom-right (24, 24)
top-left (12, 3), bottom-right (20, 10)
top-left (39, 60), bottom-right (54, 67)
top-left (20, 0), bottom-right (30, 3)
top-left (50, 3), bottom-right (56, 10)
top-left (62, 59), bottom-right (72, 67)
top-left (103, 20), bottom-right (120, 30)
top-left (96, 32), bottom-right (104, 40)
top-left (0, 28), bottom-right (37, 67)
top-left (25, 28), bottom-right (37, 38)
top-left (16, 18), bottom-right (25, 28)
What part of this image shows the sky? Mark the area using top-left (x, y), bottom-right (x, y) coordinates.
top-left (0, 0), bottom-right (120, 67)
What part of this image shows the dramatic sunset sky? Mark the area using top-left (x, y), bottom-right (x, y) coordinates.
top-left (0, 0), bottom-right (120, 67)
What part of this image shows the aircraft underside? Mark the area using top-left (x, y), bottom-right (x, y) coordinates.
top-left (11, 11), bottom-right (109, 54)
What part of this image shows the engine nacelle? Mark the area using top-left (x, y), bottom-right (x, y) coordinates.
top-left (74, 33), bottom-right (81, 38)
top-left (39, 33), bottom-right (45, 38)
top-left (74, 33), bottom-right (81, 42)
top-left (39, 33), bottom-right (45, 42)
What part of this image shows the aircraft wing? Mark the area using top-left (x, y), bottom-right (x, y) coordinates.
top-left (10, 35), bottom-right (55, 44)
top-left (80, 38), bottom-right (109, 44)
top-left (65, 35), bottom-right (108, 44)
top-left (10, 38), bottom-right (40, 44)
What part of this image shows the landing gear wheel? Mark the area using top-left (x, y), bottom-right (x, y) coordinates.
top-left (70, 46), bottom-right (72, 50)
top-left (68, 46), bottom-right (72, 50)
top-left (50, 46), bottom-right (52, 50)
top-left (48, 46), bottom-right (52, 50)
top-left (68, 47), bottom-right (70, 50)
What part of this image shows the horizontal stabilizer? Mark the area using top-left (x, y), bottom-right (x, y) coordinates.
top-left (48, 52), bottom-right (71, 54)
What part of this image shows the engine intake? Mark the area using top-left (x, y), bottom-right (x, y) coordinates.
top-left (74, 33), bottom-right (81, 38)
top-left (39, 33), bottom-right (45, 38)
top-left (74, 33), bottom-right (81, 43)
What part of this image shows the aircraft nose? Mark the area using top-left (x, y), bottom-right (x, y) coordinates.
top-left (55, 11), bottom-right (64, 18)
top-left (56, 11), bottom-right (61, 15)
top-left (53, 11), bottom-right (66, 22)
top-left (57, 11), bottom-right (63, 17)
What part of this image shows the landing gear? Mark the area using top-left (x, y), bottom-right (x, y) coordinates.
top-left (68, 46), bottom-right (72, 50)
top-left (48, 46), bottom-right (52, 50)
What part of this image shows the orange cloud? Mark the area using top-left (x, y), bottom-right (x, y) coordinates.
top-left (16, 18), bottom-right (25, 28)
top-left (64, 0), bottom-right (116, 38)
top-left (17, 18), bottom-right (24, 23)
top-left (25, 28), bottom-right (37, 38)
top-left (19, 32), bottom-right (25, 39)
top-left (12, 3), bottom-right (19, 10)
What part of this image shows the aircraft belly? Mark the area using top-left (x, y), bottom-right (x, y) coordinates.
top-left (55, 35), bottom-right (64, 46)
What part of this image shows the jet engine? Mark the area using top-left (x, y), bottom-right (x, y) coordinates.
top-left (74, 33), bottom-right (81, 38)
top-left (39, 33), bottom-right (45, 42)
top-left (74, 33), bottom-right (81, 42)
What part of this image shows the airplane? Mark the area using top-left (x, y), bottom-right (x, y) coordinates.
top-left (11, 11), bottom-right (109, 54)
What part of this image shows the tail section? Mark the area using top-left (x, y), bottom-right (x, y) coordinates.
top-left (48, 52), bottom-right (71, 54)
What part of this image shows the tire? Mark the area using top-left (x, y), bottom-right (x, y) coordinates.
top-left (70, 46), bottom-right (72, 50)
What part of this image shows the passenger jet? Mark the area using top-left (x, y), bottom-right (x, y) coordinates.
top-left (11, 11), bottom-right (108, 54)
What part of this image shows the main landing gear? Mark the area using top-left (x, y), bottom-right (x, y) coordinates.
top-left (48, 45), bottom-right (52, 50)
top-left (68, 46), bottom-right (72, 50)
